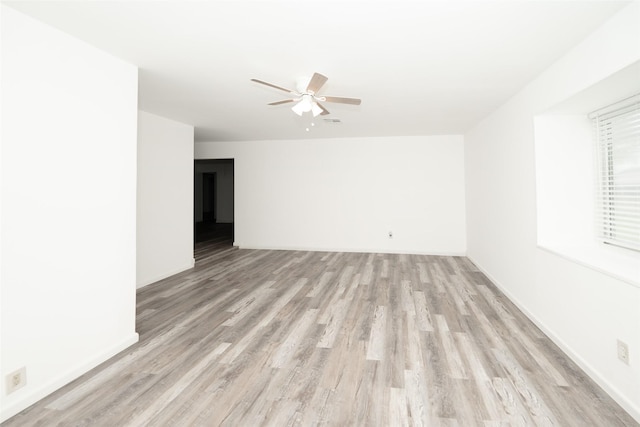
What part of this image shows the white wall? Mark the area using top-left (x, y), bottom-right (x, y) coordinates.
top-left (196, 135), bottom-right (466, 255)
top-left (137, 111), bottom-right (194, 289)
top-left (464, 3), bottom-right (640, 421)
top-left (1, 6), bottom-right (139, 422)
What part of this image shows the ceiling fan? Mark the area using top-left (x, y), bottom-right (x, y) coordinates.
top-left (250, 72), bottom-right (361, 117)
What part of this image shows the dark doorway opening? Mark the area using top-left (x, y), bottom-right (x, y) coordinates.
top-left (202, 173), bottom-right (216, 222)
top-left (194, 159), bottom-right (234, 244)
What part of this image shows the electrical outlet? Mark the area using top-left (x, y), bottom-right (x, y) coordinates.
top-left (6, 367), bottom-right (27, 394)
top-left (388, 231), bottom-right (393, 239)
top-left (617, 340), bottom-right (629, 365)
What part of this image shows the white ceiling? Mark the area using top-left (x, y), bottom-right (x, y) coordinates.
top-left (4, 1), bottom-right (630, 142)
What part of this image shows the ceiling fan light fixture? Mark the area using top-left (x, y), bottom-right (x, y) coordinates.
top-left (292, 95), bottom-right (315, 116)
top-left (311, 102), bottom-right (323, 117)
top-left (291, 101), bottom-right (305, 116)
top-left (291, 96), bottom-right (310, 116)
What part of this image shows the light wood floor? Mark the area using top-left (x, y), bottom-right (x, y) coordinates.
top-left (3, 237), bottom-right (637, 426)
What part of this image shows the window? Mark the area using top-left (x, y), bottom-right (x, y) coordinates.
top-left (592, 93), bottom-right (640, 252)
top-left (535, 63), bottom-right (640, 285)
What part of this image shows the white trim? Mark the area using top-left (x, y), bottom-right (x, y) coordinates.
top-left (0, 333), bottom-right (139, 423)
top-left (136, 259), bottom-right (195, 289)
top-left (236, 244), bottom-right (466, 257)
top-left (467, 254), bottom-right (640, 424)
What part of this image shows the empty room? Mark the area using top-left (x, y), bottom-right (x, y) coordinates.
top-left (1, 1), bottom-right (639, 425)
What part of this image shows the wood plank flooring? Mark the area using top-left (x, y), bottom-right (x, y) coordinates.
top-left (3, 237), bottom-right (638, 426)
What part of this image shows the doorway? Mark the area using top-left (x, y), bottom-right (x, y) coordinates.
top-left (194, 159), bottom-right (234, 243)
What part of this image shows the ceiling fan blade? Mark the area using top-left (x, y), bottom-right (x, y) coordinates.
top-left (268, 99), bottom-right (295, 106)
top-left (316, 102), bottom-right (330, 116)
top-left (306, 73), bottom-right (328, 94)
top-left (323, 96), bottom-right (361, 105)
top-left (251, 78), bottom-right (295, 94)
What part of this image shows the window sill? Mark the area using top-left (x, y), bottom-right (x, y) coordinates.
top-left (538, 242), bottom-right (640, 288)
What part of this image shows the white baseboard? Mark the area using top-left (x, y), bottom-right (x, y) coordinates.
top-left (236, 243), bottom-right (466, 257)
top-left (0, 333), bottom-right (139, 423)
top-left (136, 258), bottom-right (195, 289)
top-left (466, 255), bottom-right (640, 424)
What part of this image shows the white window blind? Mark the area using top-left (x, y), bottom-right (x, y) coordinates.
top-left (592, 93), bottom-right (640, 252)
